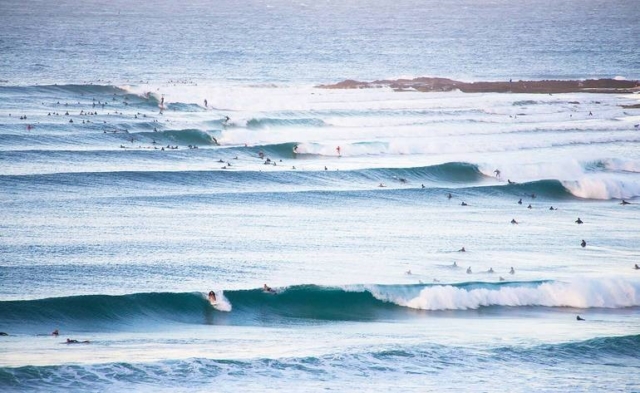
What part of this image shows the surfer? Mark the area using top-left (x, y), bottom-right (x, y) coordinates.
top-left (263, 284), bottom-right (274, 293)
top-left (575, 218), bottom-right (583, 224)
top-left (499, 276), bottom-right (505, 281)
top-left (634, 264), bottom-right (639, 270)
top-left (466, 267), bottom-right (472, 274)
top-left (447, 193), bottom-right (452, 199)
top-left (620, 200), bottom-right (630, 205)
top-left (509, 267), bottom-right (515, 275)
top-left (527, 204), bottom-right (532, 209)
top-left (511, 219), bottom-right (519, 224)
top-left (204, 99), bottom-right (208, 108)
top-left (549, 206), bottom-right (556, 210)
top-left (494, 169), bottom-right (501, 179)
top-left (508, 179), bottom-right (515, 184)
top-left (487, 267), bottom-right (494, 273)
top-left (518, 198), bottom-right (522, 205)
top-left (581, 239), bottom-right (587, 248)
top-left (66, 338), bottom-right (90, 344)
top-left (459, 247), bottom-right (466, 252)
top-left (461, 201), bottom-right (468, 206)
top-left (208, 291), bottom-right (216, 303)
top-left (452, 261), bottom-right (458, 267)
top-left (52, 329), bottom-right (59, 336)
top-left (336, 146), bottom-right (341, 156)
top-left (576, 315), bottom-right (585, 321)
top-left (378, 183), bottom-right (386, 188)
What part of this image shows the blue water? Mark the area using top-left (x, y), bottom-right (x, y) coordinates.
top-left (1, 1), bottom-right (640, 392)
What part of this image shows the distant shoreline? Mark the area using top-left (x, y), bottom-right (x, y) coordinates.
top-left (318, 77), bottom-right (640, 94)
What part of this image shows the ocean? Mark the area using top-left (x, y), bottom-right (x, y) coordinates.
top-left (1, 0), bottom-right (639, 391)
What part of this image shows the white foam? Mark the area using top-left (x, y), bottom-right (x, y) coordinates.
top-left (207, 291), bottom-right (232, 312)
top-left (369, 278), bottom-right (640, 311)
top-left (601, 158), bottom-right (640, 173)
top-left (563, 176), bottom-right (640, 199)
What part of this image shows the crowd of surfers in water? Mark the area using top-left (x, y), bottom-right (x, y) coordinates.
top-left (0, 328), bottom-right (90, 343)
top-left (7, 90), bottom-right (638, 330)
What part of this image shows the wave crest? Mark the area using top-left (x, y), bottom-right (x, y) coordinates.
top-left (381, 278), bottom-right (640, 311)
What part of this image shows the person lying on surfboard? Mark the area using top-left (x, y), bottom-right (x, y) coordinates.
top-left (66, 338), bottom-right (90, 344)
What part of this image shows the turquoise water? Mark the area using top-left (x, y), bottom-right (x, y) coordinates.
top-left (1, 1), bottom-right (640, 392)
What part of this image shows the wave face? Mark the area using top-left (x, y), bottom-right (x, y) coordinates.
top-left (2, 279), bottom-right (638, 331)
top-left (132, 129), bottom-right (218, 145)
top-left (496, 334), bottom-right (640, 361)
top-left (3, 159), bottom-right (627, 201)
top-left (1, 334), bottom-right (638, 391)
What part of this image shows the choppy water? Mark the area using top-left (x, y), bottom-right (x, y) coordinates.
top-left (1, 1), bottom-right (640, 392)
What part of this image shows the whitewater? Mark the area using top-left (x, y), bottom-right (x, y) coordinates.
top-left (1, 0), bottom-right (640, 392)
